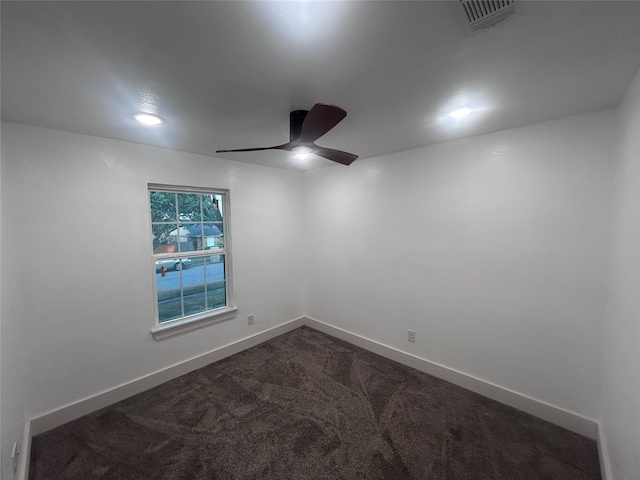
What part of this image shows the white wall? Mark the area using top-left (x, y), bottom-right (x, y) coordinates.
top-left (0, 122), bottom-right (304, 478)
top-left (602, 68), bottom-right (640, 479)
top-left (303, 109), bottom-right (617, 420)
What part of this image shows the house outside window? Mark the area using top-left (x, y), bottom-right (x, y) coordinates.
top-left (148, 184), bottom-right (236, 340)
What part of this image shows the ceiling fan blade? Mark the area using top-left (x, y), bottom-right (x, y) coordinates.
top-left (298, 103), bottom-right (347, 144)
top-left (313, 147), bottom-right (358, 166)
top-left (216, 143), bottom-right (290, 153)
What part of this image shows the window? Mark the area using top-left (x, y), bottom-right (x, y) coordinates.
top-left (148, 184), bottom-right (236, 340)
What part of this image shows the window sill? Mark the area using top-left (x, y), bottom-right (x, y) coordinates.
top-left (151, 306), bottom-right (238, 341)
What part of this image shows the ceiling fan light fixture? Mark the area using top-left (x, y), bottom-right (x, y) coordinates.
top-left (134, 112), bottom-right (163, 126)
top-left (449, 107), bottom-right (473, 119)
top-left (292, 145), bottom-right (313, 160)
top-left (216, 103), bottom-right (357, 166)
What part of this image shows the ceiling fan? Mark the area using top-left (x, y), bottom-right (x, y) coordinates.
top-left (216, 103), bottom-right (358, 166)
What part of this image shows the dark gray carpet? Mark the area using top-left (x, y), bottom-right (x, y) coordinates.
top-left (30, 326), bottom-right (600, 479)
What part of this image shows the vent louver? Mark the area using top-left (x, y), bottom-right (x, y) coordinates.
top-left (460, 0), bottom-right (515, 31)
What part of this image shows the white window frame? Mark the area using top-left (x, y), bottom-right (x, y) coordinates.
top-left (148, 183), bottom-right (237, 340)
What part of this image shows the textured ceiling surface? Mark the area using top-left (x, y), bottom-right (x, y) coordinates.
top-left (2, 1), bottom-right (640, 170)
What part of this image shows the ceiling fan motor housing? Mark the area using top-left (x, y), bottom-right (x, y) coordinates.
top-left (290, 110), bottom-right (309, 141)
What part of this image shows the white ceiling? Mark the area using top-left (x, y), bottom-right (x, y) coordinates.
top-left (2, 1), bottom-right (640, 171)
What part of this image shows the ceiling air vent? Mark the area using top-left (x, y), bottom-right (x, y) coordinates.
top-left (460, 0), bottom-right (515, 31)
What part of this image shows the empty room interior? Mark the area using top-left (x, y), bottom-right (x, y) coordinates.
top-left (1, 1), bottom-right (639, 479)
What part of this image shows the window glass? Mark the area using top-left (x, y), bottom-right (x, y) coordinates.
top-left (149, 191), bottom-right (177, 222)
top-left (150, 186), bottom-right (230, 325)
top-left (176, 223), bottom-right (200, 253)
top-left (177, 193), bottom-right (201, 222)
top-left (206, 255), bottom-right (226, 310)
top-left (202, 194), bottom-right (224, 228)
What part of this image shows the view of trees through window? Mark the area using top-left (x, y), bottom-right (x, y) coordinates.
top-left (150, 191), bottom-right (224, 252)
top-left (149, 188), bottom-right (228, 323)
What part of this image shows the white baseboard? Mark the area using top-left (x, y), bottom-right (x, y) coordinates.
top-left (302, 316), bottom-right (599, 440)
top-left (16, 419), bottom-right (31, 480)
top-left (29, 317), bottom-right (304, 436)
top-left (597, 422), bottom-right (612, 480)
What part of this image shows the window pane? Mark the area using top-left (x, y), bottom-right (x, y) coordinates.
top-left (182, 284), bottom-right (206, 317)
top-left (213, 233), bottom-right (224, 250)
top-left (177, 193), bottom-right (202, 223)
top-left (178, 223), bottom-right (204, 253)
top-left (155, 259), bottom-right (187, 290)
top-left (205, 255), bottom-right (226, 310)
top-left (202, 195), bottom-right (224, 232)
top-left (152, 224), bottom-right (178, 252)
top-left (158, 292), bottom-right (182, 323)
top-left (182, 256), bottom-right (205, 288)
top-left (157, 288), bottom-right (183, 323)
top-left (149, 191), bottom-right (177, 222)
top-left (183, 284), bottom-right (206, 317)
top-left (202, 223), bottom-right (223, 250)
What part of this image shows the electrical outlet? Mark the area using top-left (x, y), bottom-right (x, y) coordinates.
top-left (408, 330), bottom-right (416, 343)
top-left (248, 314), bottom-right (254, 325)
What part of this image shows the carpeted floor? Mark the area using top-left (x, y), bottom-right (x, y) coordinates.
top-left (30, 326), bottom-right (601, 479)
